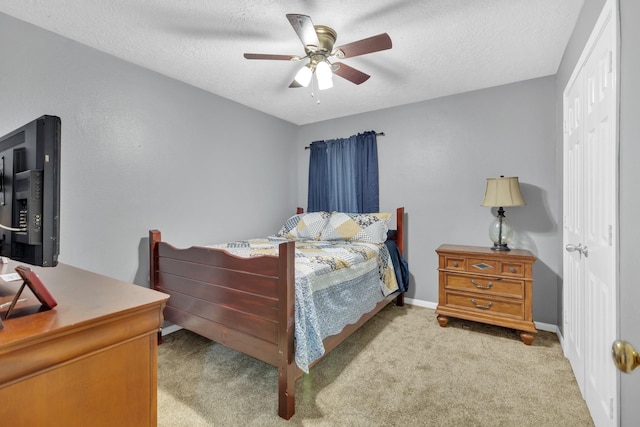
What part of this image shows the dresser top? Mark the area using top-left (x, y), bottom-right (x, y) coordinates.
top-left (0, 261), bottom-right (169, 345)
top-left (436, 244), bottom-right (536, 261)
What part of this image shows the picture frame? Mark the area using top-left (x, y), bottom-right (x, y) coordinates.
top-left (4, 265), bottom-right (57, 319)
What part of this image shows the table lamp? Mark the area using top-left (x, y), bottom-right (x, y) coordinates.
top-left (481, 176), bottom-right (526, 251)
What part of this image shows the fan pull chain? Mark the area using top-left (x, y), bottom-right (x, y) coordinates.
top-left (311, 74), bottom-right (320, 104)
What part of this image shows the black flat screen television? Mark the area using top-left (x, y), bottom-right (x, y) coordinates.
top-left (0, 115), bottom-right (61, 267)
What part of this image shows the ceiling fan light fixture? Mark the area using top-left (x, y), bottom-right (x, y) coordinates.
top-left (244, 14), bottom-right (392, 90)
top-left (316, 60), bottom-right (333, 90)
top-left (294, 64), bottom-right (313, 87)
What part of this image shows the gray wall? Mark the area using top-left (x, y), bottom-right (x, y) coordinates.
top-left (2, 7), bottom-right (599, 331)
top-left (0, 13), bottom-right (299, 285)
top-left (297, 77), bottom-right (560, 325)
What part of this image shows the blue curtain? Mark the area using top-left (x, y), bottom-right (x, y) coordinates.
top-left (307, 131), bottom-right (379, 213)
top-left (307, 141), bottom-right (328, 211)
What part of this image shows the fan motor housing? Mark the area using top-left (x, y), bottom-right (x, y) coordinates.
top-left (308, 25), bottom-right (337, 54)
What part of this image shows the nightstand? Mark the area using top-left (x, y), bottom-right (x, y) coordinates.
top-left (435, 244), bottom-right (537, 345)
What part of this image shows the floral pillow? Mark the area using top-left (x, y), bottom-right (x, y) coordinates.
top-left (320, 212), bottom-right (392, 243)
top-left (276, 211), bottom-right (330, 240)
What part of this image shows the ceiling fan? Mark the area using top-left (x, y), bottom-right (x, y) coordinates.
top-left (243, 14), bottom-right (392, 90)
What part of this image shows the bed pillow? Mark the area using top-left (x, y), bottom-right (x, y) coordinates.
top-left (276, 211), bottom-right (330, 240)
top-left (320, 212), bottom-right (392, 243)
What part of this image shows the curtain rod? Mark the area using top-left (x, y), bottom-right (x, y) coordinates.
top-left (304, 132), bottom-right (385, 150)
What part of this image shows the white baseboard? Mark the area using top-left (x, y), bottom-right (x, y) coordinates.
top-left (534, 321), bottom-right (559, 334)
top-left (161, 323), bottom-right (183, 336)
top-left (404, 297), bottom-right (437, 310)
top-left (404, 297), bottom-right (560, 335)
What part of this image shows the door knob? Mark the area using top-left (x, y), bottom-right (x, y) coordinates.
top-left (565, 243), bottom-right (589, 257)
top-left (612, 340), bottom-right (640, 373)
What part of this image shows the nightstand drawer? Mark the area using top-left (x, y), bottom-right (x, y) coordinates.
top-left (445, 293), bottom-right (524, 319)
top-left (467, 258), bottom-right (499, 274)
top-left (500, 262), bottom-right (525, 277)
top-left (443, 255), bottom-right (466, 271)
top-left (444, 257), bottom-right (526, 278)
top-left (444, 273), bottom-right (524, 298)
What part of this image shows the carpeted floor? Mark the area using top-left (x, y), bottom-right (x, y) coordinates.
top-left (157, 304), bottom-right (594, 426)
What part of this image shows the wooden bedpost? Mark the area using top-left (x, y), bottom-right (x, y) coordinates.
top-left (149, 230), bottom-right (161, 289)
top-left (149, 230), bottom-right (162, 343)
top-left (395, 208), bottom-right (405, 307)
top-left (277, 241), bottom-right (296, 419)
top-left (395, 207), bottom-right (404, 256)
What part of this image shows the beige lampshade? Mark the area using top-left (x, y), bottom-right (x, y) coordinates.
top-left (481, 176), bottom-right (526, 207)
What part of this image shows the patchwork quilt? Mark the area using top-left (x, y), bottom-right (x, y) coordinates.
top-left (208, 236), bottom-right (399, 372)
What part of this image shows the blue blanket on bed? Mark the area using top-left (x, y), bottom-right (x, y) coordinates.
top-left (385, 237), bottom-right (410, 292)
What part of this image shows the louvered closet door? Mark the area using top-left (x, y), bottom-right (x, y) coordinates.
top-left (562, 1), bottom-right (618, 426)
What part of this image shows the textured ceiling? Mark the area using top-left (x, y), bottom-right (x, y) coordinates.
top-left (0, 0), bottom-right (584, 125)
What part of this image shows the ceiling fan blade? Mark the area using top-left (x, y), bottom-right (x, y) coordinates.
top-left (332, 62), bottom-right (371, 85)
top-left (244, 53), bottom-right (298, 60)
top-left (286, 14), bottom-right (320, 49)
top-left (334, 33), bottom-right (392, 58)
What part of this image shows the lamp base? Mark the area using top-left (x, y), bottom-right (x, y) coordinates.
top-left (491, 243), bottom-right (511, 251)
top-left (488, 207), bottom-right (513, 251)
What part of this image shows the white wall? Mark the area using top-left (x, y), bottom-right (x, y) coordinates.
top-left (0, 13), bottom-right (299, 285)
top-left (297, 77), bottom-right (559, 324)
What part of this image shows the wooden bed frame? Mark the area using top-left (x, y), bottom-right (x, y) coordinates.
top-left (149, 207), bottom-right (405, 420)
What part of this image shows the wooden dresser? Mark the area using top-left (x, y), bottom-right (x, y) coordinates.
top-left (0, 261), bottom-right (169, 426)
top-left (435, 244), bottom-right (537, 344)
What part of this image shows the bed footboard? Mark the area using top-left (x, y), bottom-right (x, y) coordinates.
top-left (149, 231), bottom-right (297, 418)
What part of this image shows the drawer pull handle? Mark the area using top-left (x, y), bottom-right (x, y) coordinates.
top-left (453, 261), bottom-right (459, 267)
top-left (471, 299), bottom-right (493, 309)
top-left (471, 279), bottom-right (493, 289)
top-left (509, 267), bottom-right (516, 273)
